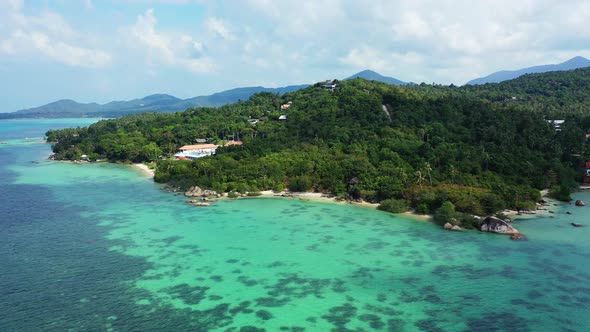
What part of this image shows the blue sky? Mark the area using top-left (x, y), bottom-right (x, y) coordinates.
top-left (1, 0), bottom-right (589, 111)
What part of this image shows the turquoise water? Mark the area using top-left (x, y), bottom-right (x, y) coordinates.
top-left (1, 119), bottom-right (589, 331)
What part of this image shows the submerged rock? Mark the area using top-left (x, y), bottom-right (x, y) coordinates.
top-left (479, 216), bottom-right (519, 235)
top-left (571, 222), bottom-right (585, 227)
top-left (511, 233), bottom-right (524, 241)
top-left (575, 200), bottom-right (585, 206)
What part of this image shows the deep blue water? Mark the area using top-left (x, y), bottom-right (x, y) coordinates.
top-left (0, 120), bottom-right (199, 331)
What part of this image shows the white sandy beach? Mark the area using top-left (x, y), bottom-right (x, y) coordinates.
top-left (133, 163), bottom-right (155, 178)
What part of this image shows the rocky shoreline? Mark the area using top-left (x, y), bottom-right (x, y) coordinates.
top-left (171, 185), bottom-right (579, 241)
top-left (50, 156), bottom-right (579, 241)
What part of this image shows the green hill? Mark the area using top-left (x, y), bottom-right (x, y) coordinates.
top-left (46, 72), bottom-right (590, 223)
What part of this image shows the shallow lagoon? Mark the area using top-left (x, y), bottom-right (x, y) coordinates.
top-left (1, 119), bottom-right (589, 331)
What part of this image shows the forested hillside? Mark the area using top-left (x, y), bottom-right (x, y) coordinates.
top-left (410, 67), bottom-right (590, 116)
top-left (47, 71), bottom-right (590, 224)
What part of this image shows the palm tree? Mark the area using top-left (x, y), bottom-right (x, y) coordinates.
top-left (397, 167), bottom-right (408, 184)
top-left (423, 162), bottom-right (433, 186)
top-left (415, 170), bottom-right (426, 187)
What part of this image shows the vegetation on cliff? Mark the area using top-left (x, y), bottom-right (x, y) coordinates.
top-left (46, 69), bottom-right (590, 219)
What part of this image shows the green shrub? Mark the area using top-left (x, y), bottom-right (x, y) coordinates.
top-left (550, 185), bottom-right (571, 202)
top-left (289, 175), bottom-right (313, 192)
top-left (360, 190), bottom-right (379, 203)
top-left (455, 212), bottom-right (478, 229)
top-left (434, 201), bottom-right (456, 225)
top-left (246, 192), bottom-right (262, 197)
top-left (481, 193), bottom-right (506, 215)
top-left (237, 183), bottom-right (250, 194)
top-left (272, 182), bottom-right (285, 192)
top-left (378, 199), bottom-right (409, 213)
top-left (227, 191), bottom-right (240, 198)
top-left (515, 201), bottom-right (535, 210)
top-left (415, 203), bottom-right (430, 214)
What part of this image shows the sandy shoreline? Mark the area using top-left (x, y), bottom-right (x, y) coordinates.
top-left (133, 163), bottom-right (155, 178)
top-left (255, 190), bottom-right (432, 220)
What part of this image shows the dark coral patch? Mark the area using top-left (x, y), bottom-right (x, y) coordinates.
top-left (237, 276), bottom-right (258, 287)
top-left (164, 284), bottom-right (209, 305)
top-left (321, 303), bottom-right (357, 329)
top-left (359, 313), bottom-right (385, 329)
top-left (467, 312), bottom-right (531, 332)
top-left (256, 310), bottom-right (273, 320)
top-left (239, 326), bottom-right (265, 332)
top-left (255, 297), bottom-right (291, 307)
top-left (210, 275), bottom-right (224, 282)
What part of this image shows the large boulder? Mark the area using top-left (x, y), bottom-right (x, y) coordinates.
top-left (443, 222), bottom-right (453, 230)
top-left (185, 186), bottom-right (204, 197)
top-left (575, 200), bottom-right (585, 206)
top-left (451, 225), bottom-right (462, 232)
top-left (479, 216), bottom-right (519, 235)
top-left (185, 186), bottom-right (217, 197)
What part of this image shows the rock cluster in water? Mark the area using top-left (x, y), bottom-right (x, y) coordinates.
top-left (185, 186), bottom-right (218, 197)
top-left (443, 222), bottom-right (462, 231)
top-left (478, 216), bottom-right (519, 235)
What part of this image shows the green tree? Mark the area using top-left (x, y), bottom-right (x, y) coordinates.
top-left (377, 199), bottom-right (409, 213)
top-left (434, 201), bottom-right (456, 225)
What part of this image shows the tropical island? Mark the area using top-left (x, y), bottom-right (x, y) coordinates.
top-left (46, 68), bottom-right (590, 231)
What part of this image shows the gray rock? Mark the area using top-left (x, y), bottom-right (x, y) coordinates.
top-left (185, 186), bottom-right (203, 197)
top-left (185, 186), bottom-right (217, 197)
top-left (451, 225), bottom-right (462, 231)
top-left (479, 216), bottom-right (519, 235)
top-left (443, 222), bottom-right (453, 230)
top-left (575, 200), bottom-right (585, 206)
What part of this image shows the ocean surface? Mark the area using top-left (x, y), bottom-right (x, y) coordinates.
top-left (1, 118), bottom-right (589, 331)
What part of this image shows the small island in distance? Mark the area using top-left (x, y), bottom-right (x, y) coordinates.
top-left (45, 65), bottom-right (590, 234)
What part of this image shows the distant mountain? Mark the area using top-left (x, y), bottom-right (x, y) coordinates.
top-left (13, 94), bottom-right (183, 116)
top-left (13, 99), bottom-right (102, 115)
top-left (344, 69), bottom-right (409, 85)
top-left (466, 56), bottom-right (590, 85)
top-left (178, 85), bottom-right (309, 109)
top-left (4, 85), bottom-right (309, 119)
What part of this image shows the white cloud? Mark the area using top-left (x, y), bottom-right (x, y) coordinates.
top-left (339, 46), bottom-right (389, 72)
top-left (339, 47), bottom-right (423, 80)
top-left (130, 9), bottom-right (175, 63)
top-left (5, 0), bottom-right (23, 11)
top-left (4, 0), bottom-right (590, 112)
top-left (84, 0), bottom-right (95, 11)
top-left (392, 12), bottom-right (432, 40)
top-left (126, 9), bottom-right (215, 73)
top-left (7, 30), bottom-right (111, 67)
top-left (206, 17), bottom-right (234, 40)
top-left (0, 3), bottom-right (111, 67)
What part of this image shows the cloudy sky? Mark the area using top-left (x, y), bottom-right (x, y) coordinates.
top-left (1, 0), bottom-right (589, 111)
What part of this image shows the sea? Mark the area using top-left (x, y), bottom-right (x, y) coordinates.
top-left (0, 118), bottom-right (589, 332)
